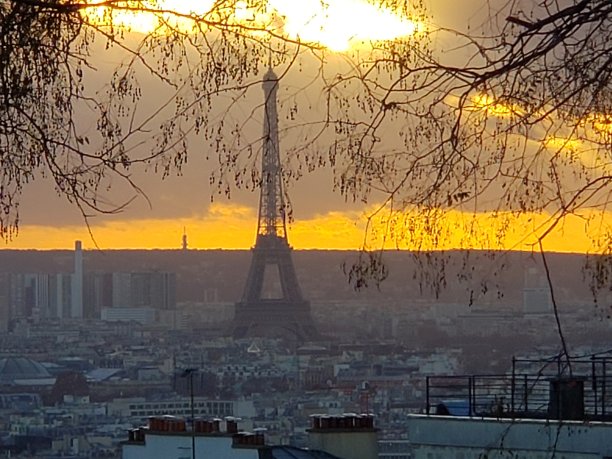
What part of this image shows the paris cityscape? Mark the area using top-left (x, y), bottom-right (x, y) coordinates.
top-left (1, 0), bottom-right (611, 458)
top-left (1, 243), bottom-right (611, 458)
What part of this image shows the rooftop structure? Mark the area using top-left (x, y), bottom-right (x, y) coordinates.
top-left (425, 354), bottom-right (612, 420)
top-left (307, 414), bottom-right (379, 459)
top-left (410, 353), bottom-right (612, 457)
top-left (0, 356), bottom-right (55, 386)
top-left (123, 415), bottom-right (378, 459)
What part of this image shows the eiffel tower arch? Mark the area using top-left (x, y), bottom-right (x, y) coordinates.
top-left (231, 69), bottom-right (319, 341)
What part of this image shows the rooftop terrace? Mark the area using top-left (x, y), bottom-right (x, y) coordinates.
top-left (426, 352), bottom-right (612, 422)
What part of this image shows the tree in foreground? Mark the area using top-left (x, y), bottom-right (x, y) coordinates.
top-left (0, 0), bottom-right (610, 308)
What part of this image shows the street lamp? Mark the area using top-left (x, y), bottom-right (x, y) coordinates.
top-left (181, 368), bottom-right (198, 459)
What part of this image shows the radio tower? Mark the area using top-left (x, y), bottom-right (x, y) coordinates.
top-left (181, 227), bottom-right (188, 251)
top-left (231, 68), bottom-right (319, 341)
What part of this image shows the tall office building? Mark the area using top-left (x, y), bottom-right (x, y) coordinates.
top-left (0, 273), bottom-right (10, 332)
top-left (71, 240), bottom-right (84, 319)
top-left (110, 272), bottom-right (176, 310)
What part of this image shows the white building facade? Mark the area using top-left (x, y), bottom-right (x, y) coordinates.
top-left (407, 414), bottom-right (612, 459)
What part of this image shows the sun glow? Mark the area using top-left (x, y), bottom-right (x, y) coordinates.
top-left (268, 0), bottom-right (417, 51)
top-left (470, 94), bottom-right (523, 117)
top-left (544, 136), bottom-right (582, 152)
top-left (83, 0), bottom-right (217, 33)
top-left (586, 114), bottom-right (612, 136)
top-left (82, 0), bottom-right (418, 51)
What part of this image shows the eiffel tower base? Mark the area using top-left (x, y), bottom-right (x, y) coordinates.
top-left (232, 300), bottom-right (320, 342)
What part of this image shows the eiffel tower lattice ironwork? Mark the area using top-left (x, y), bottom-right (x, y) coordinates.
top-left (231, 68), bottom-right (319, 341)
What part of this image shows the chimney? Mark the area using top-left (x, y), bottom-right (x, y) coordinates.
top-left (225, 416), bottom-right (240, 434)
top-left (548, 376), bottom-right (586, 420)
top-left (308, 414), bottom-right (378, 459)
top-left (212, 418), bottom-right (221, 433)
top-left (232, 431), bottom-right (266, 448)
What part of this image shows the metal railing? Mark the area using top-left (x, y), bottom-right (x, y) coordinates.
top-left (425, 353), bottom-right (612, 421)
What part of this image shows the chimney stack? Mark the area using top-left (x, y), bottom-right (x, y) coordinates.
top-left (307, 414), bottom-right (378, 459)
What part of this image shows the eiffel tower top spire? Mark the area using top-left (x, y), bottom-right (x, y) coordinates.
top-left (257, 68), bottom-right (287, 242)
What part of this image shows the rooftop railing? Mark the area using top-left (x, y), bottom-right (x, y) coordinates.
top-left (425, 353), bottom-right (612, 421)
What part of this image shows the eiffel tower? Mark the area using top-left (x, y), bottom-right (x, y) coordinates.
top-left (231, 69), bottom-right (319, 341)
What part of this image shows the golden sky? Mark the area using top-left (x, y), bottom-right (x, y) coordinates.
top-left (6, 0), bottom-right (609, 253)
top-left (83, 0), bottom-right (418, 51)
top-left (5, 202), bottom-right (609, 252)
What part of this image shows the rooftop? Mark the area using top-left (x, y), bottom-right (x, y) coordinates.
top-left (0, 356), bottom-right (54, 385)
top-left (425, 352), bottom-right (612, 422)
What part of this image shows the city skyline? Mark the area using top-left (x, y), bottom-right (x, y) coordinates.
top-left (3, 205), bottom-right (606, 252)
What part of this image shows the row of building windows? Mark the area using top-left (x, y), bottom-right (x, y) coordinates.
top-left (130, 407), bottom-right (232, 418)
top-left (128, 402), bottom-right (232, 411)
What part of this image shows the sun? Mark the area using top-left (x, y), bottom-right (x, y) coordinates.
top-left (82, 0), bottom-right (418, 51)
top-left (268, 0), bottom-right (417, 51)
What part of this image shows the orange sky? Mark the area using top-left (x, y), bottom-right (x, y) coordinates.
top-left (83, 0), bottom-right (418, 51)
top-left (5, 1), bottom-right (609, 254)
top-left (4, 203), bottom-right (610, 253)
